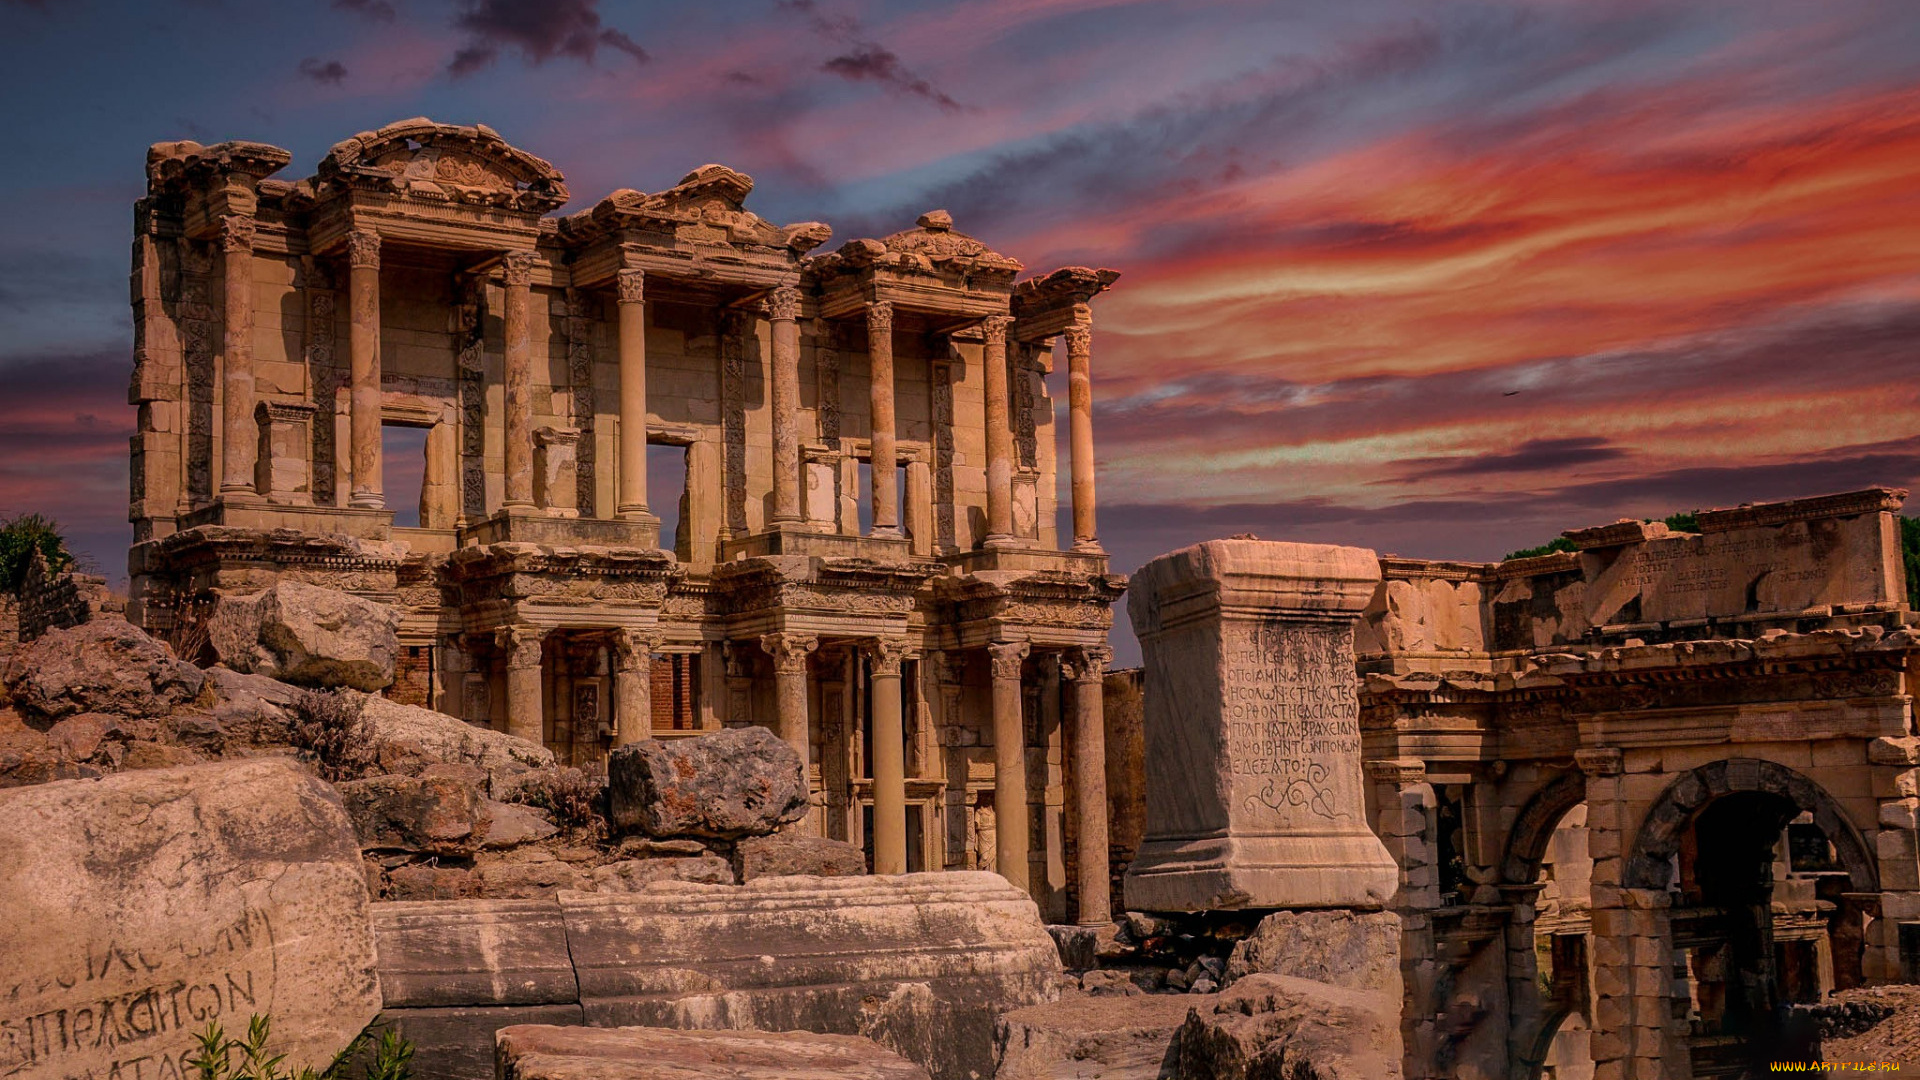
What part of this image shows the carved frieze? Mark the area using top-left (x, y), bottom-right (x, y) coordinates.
top-left (932, 356), bottom-right (956, 552)
top-left (721, 311), bottom-right (748, 538)
top-left (566, 287), bottom-right (596, 516)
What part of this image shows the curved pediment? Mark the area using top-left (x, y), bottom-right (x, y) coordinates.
top-left (316, 118), bottom-right (568, 213)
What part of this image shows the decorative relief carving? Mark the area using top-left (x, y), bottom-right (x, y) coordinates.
top-left (220, 215), bottom-right (256, 253)
top-left (180, 238), bottom-right (215, 508)
top-left (816, 320), bottom-right (841, 444)
top-left (760, 632), bottom-right (819, 674)
top-left (721, 311), bottom-right (748, 537)
top-left (566, 287), bottom-right (595, 516)
top-left (932, 357), bottom-right (955, 551)
top-left (502, 250), bottom-right (535, 287)
top-left (345, 229), bottom-right (381, 270)
top-left (498, 626), bottom-right (544, 669)
top-left (1062, 645), bottom-right (1111, 682)
top-left (611, 628), bottom-right (657, 671)
top-left (303, 260), bottom-right (338, 506)
top-left (455, 277), bottom-right (488, 521)
top-left (866, 301), bottom-right (893, 334)
top-left (981, 314), bottom-right (1013, 346)
top-left (988, 640), bottom-right (1029, 681)
top-left (616, 268), bottom-right (645, 305)
top-left (1063, 322), bottom-right (1092, 358)
top-left (768, 286), bottom-right (801, 322)
top-left (1014, 345), bottom-right (1038, 470)
top-left (864, 637), bottom-right (912, 676)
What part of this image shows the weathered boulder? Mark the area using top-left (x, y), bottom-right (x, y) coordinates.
top-left (591, 854), bottom-right (735, 890)
top-left (995, 992), bottom-right (1197, 1079)
top-left (3, 617), bottom-right (205, 721)
top-left (608, 726), bottom-right (807, 840)
top-left (358, 694), bottom-right (554, 786)
top-left (732, 831), bottom-right (868, 881)
top-left (484, 800), bottom-right (561, 849)
top-left (338, 773), bottom-right (490, 856)
top-left (1224, 909), bottom-right (1403, 996)
top-left (1046, 925), bottom-right (1099, 971)
top-left (1175, 974), bottom-right (1402, 1080)
top-left (474, 850), bottom-right (592, 897)
top-left (195, 666), bottom-right (303, 747)
top-left (494, 1024), bottom-right (933, 1079)
top-left (208, 581), bottom-right (400, 691)
top-left (0, 758), bottom-right (380, 1075)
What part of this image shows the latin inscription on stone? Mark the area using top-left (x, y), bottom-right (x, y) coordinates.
top-left (1224, 620), bottom-right (1361, 825)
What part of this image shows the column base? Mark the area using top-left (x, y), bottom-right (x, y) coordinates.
top-left (348, 493), bottom-right (386, 511)
top-left (870, 526), bottom-right (905, 540)
top-left (1072, 538), bottom-right (1105, 554)
top-left (615, 505), bottom-right (659, 525)
top-left (217, 489), bottom-right (265, 506)
top-left (1123, 832), bottom-right (1397, 912)
top-left (983, 532), bottom-right (1022, 549)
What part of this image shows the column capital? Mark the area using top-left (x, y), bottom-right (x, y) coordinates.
top-left (759, 631), bottom-right (819, 674)
top-left (502, 250), bottom-right (536, 287)
top-left (1062, 645), bottom-right (1111, 682)
top-left (1576, 747), bottom-right (1624, 777)
top-left (497, 625), bottom-right (545, 668)
top-left (345, 228), bottom-right (381, 270)
top-left (987, 639), bottom-right (1030, 680)
top-left (768, 285), bottom-right (802, 322)
top-left (863, 637), bottom-right (914, 676)
top-left (220, 215), bottom-right (256, 254)
top-left (1063, 320), bottom-right (1091, 357)
top-left (981, 314), bottom-right (1014, 346)
top-left (611, 627), bottom-right (660, 669)
top-left (866, 300), bottom-right (894, 334)
top-left (616, 267), bottom-right (646, 305)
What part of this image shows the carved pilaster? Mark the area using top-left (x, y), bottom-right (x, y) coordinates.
top-left (455, 276), bottom-right (487, 523)
top-left (932, 353), bottom-right (956, 551)
top-left (721, 311), bottom-right (748, 538)
top-left (302, 257), bottom-right (338, 507)
top-left (815, 318), bottom-right (842, 444)
top-left (565, 287), bottom-right (595, 516)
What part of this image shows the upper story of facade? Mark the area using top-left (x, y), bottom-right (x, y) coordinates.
top-left (127, 118), bottom-right (1117, 579)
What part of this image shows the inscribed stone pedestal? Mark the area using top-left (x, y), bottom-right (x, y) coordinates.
top-left (1123, 539), bottom-right (1396, 912)
top-left (0, 758), bottom-right (380, 1077)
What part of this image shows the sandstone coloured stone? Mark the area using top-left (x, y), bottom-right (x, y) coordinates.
top-left (732, 831), bottom-right (868, 881)
top-left (339, 773), bottom-right (490, 856)
top-left (1224, 909), bottom-right (1403, 996)
top-left (1175, 974), bottom-right (1401, 1080)
top-left (0, 758), bottom-right (380, 1076)
top-left (607, 726), bottom-right (808, 840)
top-left (1124, 539), bottom-right (1397, 912)
top-left (208, 581), bottom-right (400, 691)
top-left (359, 694), bottom-right (555, 786)
top-left (3, 617), bottom-right (205, 722)
top-left (484, 799), bottom-right (561, 849)
top-left (590, 854), bottom-right (735, 889)
top-left (494, 1024), bottom-right (933, 1080)
top-left (995, 992), bottom-right (1198, 1080)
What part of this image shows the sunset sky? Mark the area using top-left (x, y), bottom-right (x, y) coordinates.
top-left (1, 0), bottom-right (1916, 663)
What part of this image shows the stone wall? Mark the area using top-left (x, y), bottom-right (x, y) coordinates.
top-left (17, 551), bottom-right (121, 643)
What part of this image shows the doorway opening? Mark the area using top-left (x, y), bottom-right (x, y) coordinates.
top-left (382, 423), bottom-right (428, 527)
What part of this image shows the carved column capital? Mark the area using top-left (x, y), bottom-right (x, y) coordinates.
top-left (220, 215), bottom-right (256, 254)
top-left (616, 268), bottom-right (646, 305)
top-left (759, 631), bottom-right (819, 674)
top-left (502, 250), bottom-right (536, 288)
top-left (497, 625), bottom-right (545, 669)
top-left (768, 285), bottom-right (802, 322)
top-left (1576, 747), bottom-right (1624, 777)
top-left (981, 314), bottom-right (1014, 346)
top-left (987, 639), bottom-right (1030, 681)
top-left (611, 628), bottom-right (659, 670)
top-left (1063, 321), bottom-right (1092, 358)
top-left (345, 228), bottom-right (381, 270)
top-left (863, 637), bottom-right (914, 677)
top-left (1062, 645), bottom-right (1111, 683)
top-left (866, 301), bottom-right (893, 334)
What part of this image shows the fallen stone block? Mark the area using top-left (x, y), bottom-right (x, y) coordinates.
top-left (494, 1024), bottom-right (933, 1080)
top-left (1176, 973), bottom-right (1402, 1080)
top-left (339, 773), bottom-right (489, 856)
top-left (0, 758), bottom-right (380, 1075)
top-left (359, 693), bottom-right (554, 787)
top-left (208, 580), bottom-right (400, 691)
top-left (732, 831), bottom-right (867, 881)
top-left (484, 799), bottom-right (561, 849)
top-left (995, 992), bottom-right (1196, 1079)
top-left (591, 854), bottom-right (735, 890)
top-left (1046, 924), bottom-right (1098, 971)
top-left (3, 616), bottom-right (205, 721)
top-left (607, 726), bottom-right (808, 840)
top-left (1224, 909), bottom-right (1403, 996)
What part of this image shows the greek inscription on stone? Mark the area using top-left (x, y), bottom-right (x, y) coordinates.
top-left (1224, 621), bottom-right (1359, 821)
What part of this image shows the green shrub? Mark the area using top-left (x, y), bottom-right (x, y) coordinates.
top-left (188, 1014), bottom-right (413, 1080)
top-left (0, 512), bottom-right (72, 595)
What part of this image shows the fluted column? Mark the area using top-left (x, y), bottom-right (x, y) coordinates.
top-left (867, 638), bottom-right (911, 874)
top-left (498, 625), bottom-right (545, 745)
top-left (218, 215), bottom-right (258, 498)
top-left (867, 302), bottom-right (901, 537)
top-left (760, 631), bottom-right (818, 763)
top-left (502, 251), bottom-right (536, 511)
top-left (612, 629), bottom-right (654, 749)
top-left (346, 228), bottom-right (384, 509)
top-left (615, 268), bottom-right (651, 520)
top-left (1067, 645), bottom-right (1112, 924)
top-left (769, 286), bottom-right (803, 524)
top-left (989, 639), bottom-right (1031, 888)
top-left (1064, 317), bottom-right (1101, 552)
top-left (982, 315), bottom-right (1016, 545)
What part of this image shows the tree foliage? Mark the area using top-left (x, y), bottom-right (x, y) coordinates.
top-left (1502, 509), bottom-right (1703, 562)
top-left (1902, 517), bottom-right (1920, 611)
top-left (0, 513), bottom-right (73, 595)
top-left (189, 1014), bottom-right (412, 1080)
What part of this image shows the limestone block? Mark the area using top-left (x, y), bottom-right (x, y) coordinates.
top-left (3, 616), bottom-right (205, 721)
top-left (1175, 973), bottom-right (1401, 1080)
top-left (374, 898), bottom-right (578, 1009)
top-left (493, 1024), bottom-right (932, 1080)
top-left (1224, 910), bottom-right (1403, 997)
top-left (590, 855), bottom-right (735, 890)
top-left (338, 773), bottom-right (489, 856)
top-left (731, 832), bottom-right (868, 881)
top-left (358, 694), bottom-right (555, 788)
top-left (0, 759), bottom-right (379, 1076)
top-left (607, 726), bottom-right (808, 840)
top-left (207, 580), bottom-right (400, 691)
top-left (993, 993), bottom-right (1197, 1080)
top-left (485, 800), bottom-right (561, 849)
top-left (1124, 539), bottom-right (1396, 911)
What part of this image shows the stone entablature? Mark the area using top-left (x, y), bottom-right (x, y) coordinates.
top-left (125, 118), bottom-right (1125, 928)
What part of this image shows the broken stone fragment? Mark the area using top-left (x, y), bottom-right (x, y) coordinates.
top-left (482, 798), bottom-right (560, 849)
top-left (995, 992), bottom-right (1198, 1080)
top-left (1224, 909), bottom-right (1404, 996)
top-left (606, 725), bottom-right (809, 840)
top-left (208, 580), bottom-right (400, 691)
top-left (337, 772), bottom-right (489, 856)
top-left (3, 616), bottom-right (205, 721)
top-left (356, 692), bottom-right (554, 787)
top-left (731, 830), bottom-right (868, 881)
top-left (493, 1024), bottom-right (933, 1080)
top-left (1176, 973), bottom-right (1402, 1080)
top-left (591, 853), bottom-right (736, 890)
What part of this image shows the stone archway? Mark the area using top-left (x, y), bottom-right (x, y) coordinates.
top-left (1500, 771), bottom-right (1595, 1080)
top-left (1623, 757), bottom-right (1876, 893)
top-left (1503, 770), bottom-right (1590, 885)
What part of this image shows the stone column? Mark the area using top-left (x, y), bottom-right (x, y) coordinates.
top-left (1066, 645), bottom-right (1112, 925)
top-left (615, 268), bottom-right (651, 520)
top-left (611, 629), bottom-right (654, 749)
top-left (1063, 318), bottom-right (1100, 552)
top-left (982, 315), bottom-right (1016, 546)
top-left (760, 631), bottom-right (818, 763)
top-left (867, 638), bottom-right (911, 874)
top-left (219, 215), bottom-right (258, 498)
top-left (498, 625), bottom-right (545, 745)
top-left (1366, 758), bottom-right (1441, 1078)
top-left (769, 286), bottom-right (803, 524)
top-left (989, 639), bottom-right (1031, 889)
top-left (867, 302), bottom-right (901, 537)
top-left (345, 228), bottom-right (384, 510)
top-left (502, 251), bottom-right (536, 511)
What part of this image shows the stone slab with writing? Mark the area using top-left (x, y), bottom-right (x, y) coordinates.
top-left (493, 1024), bottom-right (933, 1080)
top-left (1123, 539), bottom-right (1397, 912)
top-left (0, 758), bottom-right (381, 1077)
